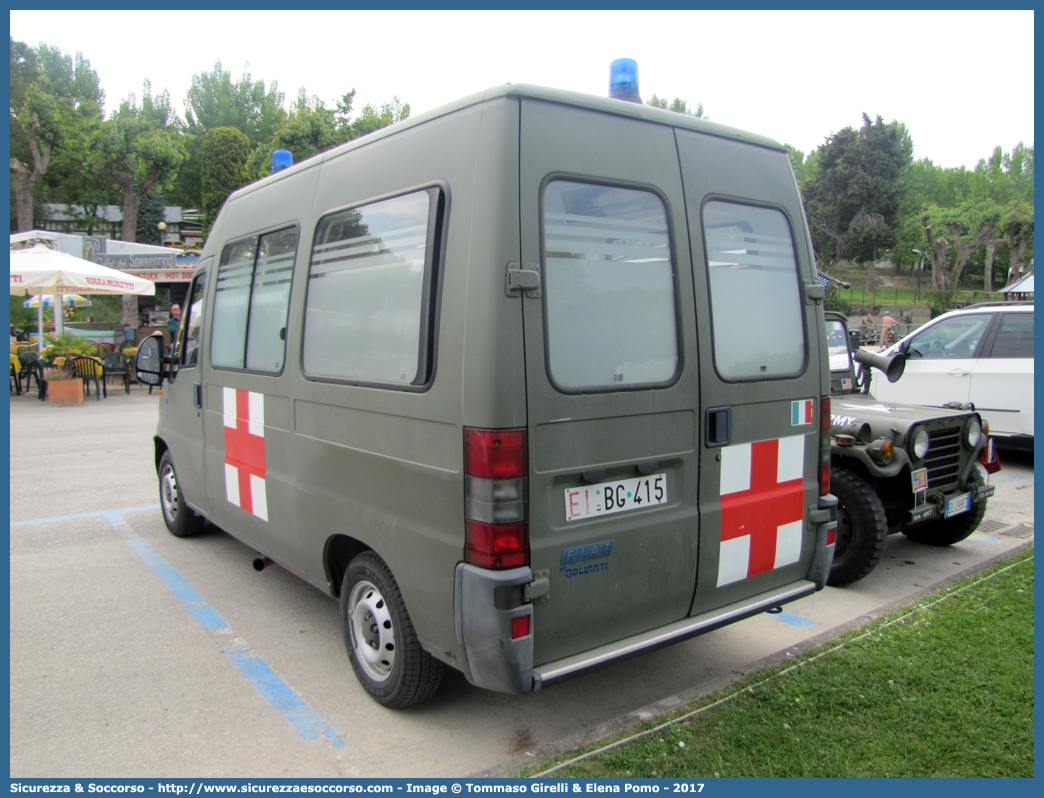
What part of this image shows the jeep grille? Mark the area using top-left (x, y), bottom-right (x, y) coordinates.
top-left (925, 425), bottom-right (964, 490)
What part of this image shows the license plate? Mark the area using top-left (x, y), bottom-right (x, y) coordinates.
top-left (565, 474), bottom-right (667, 522)
top-left (945, 492), bottom-right (971, 518)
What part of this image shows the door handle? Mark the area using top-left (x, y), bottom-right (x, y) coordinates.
top-left (946, 369), bottom-right (970, 377)
top-left (705, 406), bottom-right (731, 448)
top-left (193, 382), bottom-right (202, 408)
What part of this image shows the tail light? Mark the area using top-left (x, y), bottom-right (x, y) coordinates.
top-left (819, 396), bottom-right (831, 496)
top-left (464, 428), bottom-right (528, 569)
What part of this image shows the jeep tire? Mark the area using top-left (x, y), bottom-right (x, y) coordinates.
top-left (903, 468), bottom-right (988, 547)
top-left (827, 467), bottom-right (889, 587)
top-left (341, 551), bottom-right (445, 708)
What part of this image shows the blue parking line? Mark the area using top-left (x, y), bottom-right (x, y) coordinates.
top-left (125, 537), bottom-right (345, 749)
top-left (767, 611), bottom-right (815, 627)
top-left (992, 473), bottom-right (1033, 482)
top-left (10, 505), bottom-right (161, 528)
top-left (970, 538), bottom-right (1002, 544)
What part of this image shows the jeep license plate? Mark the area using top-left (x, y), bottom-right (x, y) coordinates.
top-left (945, 492), bottom-right (972, 518)
top-left (565, 474), bottom-right (666, 522)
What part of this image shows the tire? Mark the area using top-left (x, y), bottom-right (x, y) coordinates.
top-left (903, 468), bottom-right (987, 546)
top-left (340, 551), bottom-right (444, 708)
top-left (827, 467), bottom-right (889, 587)
top-left (158, 450), bottom-right (205, 538)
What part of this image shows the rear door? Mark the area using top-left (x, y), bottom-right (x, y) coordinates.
top-left (519, 100), bottom-right (701, 665)
top-left (968, 310), bottom-right (1034, 436)
top-left (675, 130), bottom-right (825, 613)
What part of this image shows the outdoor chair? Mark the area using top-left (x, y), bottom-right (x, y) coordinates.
top-left (67, 356), bottom-right (106, 400)
top-left (10, 362), bottom-right (20, 395)
top-left (17, 352), bottom-right (42, 395)
top-left (101, 352), bottom-right (130, 394)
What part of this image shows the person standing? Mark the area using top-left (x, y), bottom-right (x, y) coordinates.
top-left (880, 310), bottom-right (899, 348)
top-left (168, 303), bottom-right (182, 341)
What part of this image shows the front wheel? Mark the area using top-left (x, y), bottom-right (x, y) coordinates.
top-left (158, 450), bottom-right (205, 538)
top-left (904, 468), bottom-right (988, 546)
top-left (827, 467), bottom-right (889, 587)
top-left (340, 551), bottom-right (444, 708)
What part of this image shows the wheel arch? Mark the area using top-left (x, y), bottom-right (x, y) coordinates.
top-left (325, 534), bottom-right (372, 598)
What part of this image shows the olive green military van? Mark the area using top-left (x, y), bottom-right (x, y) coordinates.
top-left (136, 83), bottom-right (838, 707)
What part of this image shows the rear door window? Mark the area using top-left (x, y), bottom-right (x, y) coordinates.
top-left (541, 179), bottom-right (680, 391)
top-left (702, 201), bottom-right (805, 380)
top-left (988, 312), bottom-right (1033, 358)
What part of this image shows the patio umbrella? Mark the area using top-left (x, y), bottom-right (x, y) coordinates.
top-left (10, 244), bottom-right (155, 351)
top-left (23, 294), bottom-right (91, 308)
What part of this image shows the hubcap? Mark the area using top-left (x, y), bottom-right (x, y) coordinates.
top-left (348, 579), bottom-right (396, 682)
top-left (160, 463), bottom-right (179, 527)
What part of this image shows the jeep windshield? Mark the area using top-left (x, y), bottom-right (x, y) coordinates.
top-left (826, 317), bottom-right (852, 371)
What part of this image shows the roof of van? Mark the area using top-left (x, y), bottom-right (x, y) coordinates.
top-left (236, 83), bottom-right (787, 195)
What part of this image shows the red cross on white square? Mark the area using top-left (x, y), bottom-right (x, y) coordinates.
top-left (223, 387), bottom-right (268, 522)
top-left (717, 435), bottom-right (806, 587)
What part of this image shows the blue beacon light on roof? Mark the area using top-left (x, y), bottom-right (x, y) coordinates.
top-left (609, 58), bottom-right (642, 104)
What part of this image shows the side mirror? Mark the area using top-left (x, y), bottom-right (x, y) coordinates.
top-left (854, 348), bottom-right (906, 384)
top-left (135, 333), bottom-right (166, 386)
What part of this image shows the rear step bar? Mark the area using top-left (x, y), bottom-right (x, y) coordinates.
top-left (533, 580), bottom-right (817, 689)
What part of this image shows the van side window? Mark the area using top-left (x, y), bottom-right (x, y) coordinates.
top-left (702, 201), bottom-right (805, 380)
top-left (542, 180), bottom-right (679, 390)
top-left (210, 227), bottom-right (297, 373)
top-left (177, 272), bottom-right (207, 367)
top-left (303, 188), bottom-right (441, 386)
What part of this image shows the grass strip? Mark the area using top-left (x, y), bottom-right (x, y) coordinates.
top-left (519, 551), bottom-right (1034, 779)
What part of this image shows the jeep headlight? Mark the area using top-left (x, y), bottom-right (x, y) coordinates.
top-left (910, 427), bottom-right (930, 460)
top-left (966, 417), bottom-right (982, 449)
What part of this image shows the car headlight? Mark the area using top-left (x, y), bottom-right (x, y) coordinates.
top-left (966, 418), bottom-right (982, 449)
top-left (910, 427), bottom-right (930, 460)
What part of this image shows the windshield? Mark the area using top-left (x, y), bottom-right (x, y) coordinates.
top-left (826, 318), bottom-right (852, 371)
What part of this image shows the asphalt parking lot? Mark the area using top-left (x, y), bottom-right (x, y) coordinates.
top-left (8, 388), bottom-right (1034, 778)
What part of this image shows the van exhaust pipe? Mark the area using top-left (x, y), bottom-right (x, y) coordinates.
top-left (253, 556), bottom-right (273, 572)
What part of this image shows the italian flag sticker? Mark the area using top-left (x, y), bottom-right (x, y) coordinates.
top-left (791, 399), bottom-right (814, 426)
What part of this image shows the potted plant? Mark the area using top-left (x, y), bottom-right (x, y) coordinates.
top-left (42, 331), bottom-right (97, 362)
top-left (44, 359), bottom-right (83, 405)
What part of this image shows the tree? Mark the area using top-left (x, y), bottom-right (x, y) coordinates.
top-left (921, 200), bottom-right (1002, 290)
top-left (91, 81), bottom-right (186, 242)
top-left (10, 39), bottom-right (106, 232)
top-left (802, 113), bottom-right (913, 269)
top-left (245, 90), bottom-right (409, 179)
top-left (200, 127), bottom-right (251, 242)
top-left (173, 62), bottom-right (288, 208)
top-left (10, 81), bottom-right (63, 231)
top-left (647, 94), bottom-right (707, 119)
top-left (134, 190), bottom-right (166, 245)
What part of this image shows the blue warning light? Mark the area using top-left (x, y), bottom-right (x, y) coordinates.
top-left (271, 149), bottom-right (293, 174)
top-left (609, 58), bottom-right (642, 104)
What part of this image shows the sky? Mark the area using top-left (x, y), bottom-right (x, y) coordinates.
top-left (9, 9), bottom-right (1035, 170)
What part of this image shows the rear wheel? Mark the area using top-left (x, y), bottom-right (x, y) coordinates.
top-left (158, 450), bottom-right (205, 538)
top-left (340, 551), bottom-right (444, 708)
top-left (904, 468), bottom-right (988, 546)
top-left (827, 467), bottom-right (889, 587)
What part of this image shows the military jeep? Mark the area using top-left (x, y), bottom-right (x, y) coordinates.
top-left (824, 312), bottom-right (997, 586)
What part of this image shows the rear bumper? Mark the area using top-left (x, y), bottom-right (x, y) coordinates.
top-left (805, 493), bottom-right (837, 590)
top-left (532, 580), bottom-right (818, 689)
top-left (455, 560), bottom-right (825, 695)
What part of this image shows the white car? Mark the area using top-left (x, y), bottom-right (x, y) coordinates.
top-left (871, 302), bottom-right (1034, 448)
